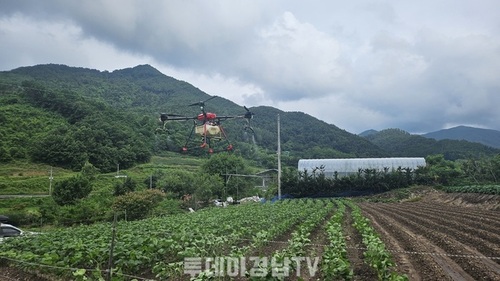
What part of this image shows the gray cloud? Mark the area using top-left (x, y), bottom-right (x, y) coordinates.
top-left (1, 0), bottom-right (500, 134)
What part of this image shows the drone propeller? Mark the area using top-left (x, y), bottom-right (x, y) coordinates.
top-left (241, 106), bottom-right (256, 136)
top-left (189, 95), bottom-right (218, 107)
top-left (243, 106), bottom-right (254, 120)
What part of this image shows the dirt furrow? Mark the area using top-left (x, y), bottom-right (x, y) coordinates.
top-left (397, 203), bottom-right (500, 238)
top-left (374, 203), bottom-right (500, 261)
top-left (367, 204), bottom-right (500, 281)
top-left (360, 203), bottom-right (470, 281)
top-left (411, 202), bottom-right (500, 225)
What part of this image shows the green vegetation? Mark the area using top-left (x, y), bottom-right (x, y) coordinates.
top-left (0, 154), bottom-right (266, 227)
top-left (1, 63), bottom-right (498, 280)
top-left (441, 185), bottom-right (500, 195)
top-left (0, 199), bottom-right (412, 280)
top-left (321, 200), bottom-right (353, 280)
top-left (0, 199), bottom-right (333, 280)
top-left (112, 189), bottom-right (167, 220)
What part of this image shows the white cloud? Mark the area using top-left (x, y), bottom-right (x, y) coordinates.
top-left (0, 14), bottom-right (153, 71)
top-left (154, 68), bottom-right (266, 107)
top-left (247, 11), bottom-right (348, 101)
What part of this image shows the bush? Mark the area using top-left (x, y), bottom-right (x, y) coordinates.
top-left (112, 189), bottom-right (166, 220)
top-left (52, 175), bottom-right (92, 205)
top-left (113, 177), bottom-right (136, 196)
top-left (58, 199), bottom-right (111, 225)
top-left (2, 210), bottom-right (41, 226)
top-left (39, 198), bottom-right (60, 224)
top-left (151, 199), bottom-right (184, 217)
top-left (38, 194), bottom-right (115, 226)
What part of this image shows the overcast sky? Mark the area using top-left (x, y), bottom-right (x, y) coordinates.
top-left (1, 0), bottom-right (499, 134)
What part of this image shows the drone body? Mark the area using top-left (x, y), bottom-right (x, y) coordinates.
top-left (159, 96), bottom-right (254, 153)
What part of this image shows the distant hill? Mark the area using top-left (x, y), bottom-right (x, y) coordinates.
top-left (359, 129), bottom-right (378, 137)
top-left (423, 126), bottom-right (500, 149)
top-left (363, 128), bottom-right (500, 160)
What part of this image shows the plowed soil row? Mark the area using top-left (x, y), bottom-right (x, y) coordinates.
top-left (398, 203), bottom-right (500, 238)
top-left (360, 203), bottom-right (500, 281)
top-left (361, 207), bottom-right (459, 280)
top-left (372, 203), bottom-right (500, 260)
top-left (410, 201), bottom-right (500, 227)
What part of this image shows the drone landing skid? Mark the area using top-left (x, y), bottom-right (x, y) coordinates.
top-left (181, 143), bottom-right (234, 154)
top-left (180, 121), bottom-right (234, 154)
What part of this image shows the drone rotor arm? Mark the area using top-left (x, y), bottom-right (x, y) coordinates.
top-left (160, 113), bottom-right (197, 122)
top-left (214, 115), bottom-right (240, 121)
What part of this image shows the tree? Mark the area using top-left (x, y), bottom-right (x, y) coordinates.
top-left (157, 170), bottom-right (196, 198)
top-left (424, 154), bottom-right (461, 185)
top-left (80, 161), bottom-right (100, 180)
top-left (202, 153), bottom-right (248, 179)
top-left (193, 173), bottom-right (224, 202)
top-left (31, 126), bottom-right (88, 171)
top-left (52, 175), bottom-right (92, 206)
top-left (112, 189), bottom-right (166, 220)
top-left (113, 177), bottom-right (137, 196)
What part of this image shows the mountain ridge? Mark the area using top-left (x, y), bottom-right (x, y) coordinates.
top-left (361, 128), bottom-right (499, 160)
top-left (360, 126), bottom-right (500, 150)
top-left (423, 125), bottom-right (500, 149)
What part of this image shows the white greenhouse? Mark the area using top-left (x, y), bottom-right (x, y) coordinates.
top-left (298, 158), bottom-right (426, 178)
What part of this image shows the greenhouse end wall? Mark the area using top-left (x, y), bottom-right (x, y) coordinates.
top-left (297, 157), bottom-right (426, 178)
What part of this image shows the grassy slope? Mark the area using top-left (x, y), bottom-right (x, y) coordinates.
top-left (0, 153), bottom-right (204, 194)
top-left (0, 152), bottom-right (262, 217)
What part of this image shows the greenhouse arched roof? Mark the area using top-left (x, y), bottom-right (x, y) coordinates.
top-left (298, 157), bottom-right (426, 176)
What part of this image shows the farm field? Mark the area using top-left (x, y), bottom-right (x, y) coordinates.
top-left (359, 200), bottom-right (500, 280)
top-left (1, 193), bottom-right (499, 281)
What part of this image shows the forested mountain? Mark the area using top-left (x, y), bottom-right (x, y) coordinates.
top-left (250, 106), bottom-right (385, 159)
top-left (423, 125), bottom-right (500, 149)
top-left (0, 64), bottom-right (387, 171)
top-left (363, 128), bottom-right (500, 160)
top-left (358, 129), bottom-right (378, 137)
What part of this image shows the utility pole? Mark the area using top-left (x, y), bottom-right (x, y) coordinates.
top-left (49, 167), bottom-right (53, 195)
top-left (277, 114), bottom-right (281, 200)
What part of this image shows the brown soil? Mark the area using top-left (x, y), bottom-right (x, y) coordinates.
top-left (359, 199), bottom-right (500, 281)
top-left (424, 192), bottom-right (500, 210)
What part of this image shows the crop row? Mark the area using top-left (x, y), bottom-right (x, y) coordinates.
top-left (441, 184), bottom-right (500, 194)
top-left (347, 201), bottom-right (408, 281)
top-left (260, 200), bottom-right (334, 280)
top-left (321, 200), bottom-right (353, 280)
